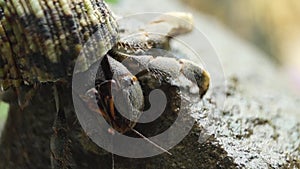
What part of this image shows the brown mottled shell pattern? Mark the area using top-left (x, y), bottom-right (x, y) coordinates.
top-left (0, 0), bottom-right (119, 89)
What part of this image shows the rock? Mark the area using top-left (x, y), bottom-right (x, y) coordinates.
top-left (112, 0), bottom-right (300, 168)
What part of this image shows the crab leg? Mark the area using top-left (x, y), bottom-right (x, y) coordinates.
top-left (50, 83), bottom-right (72, 169)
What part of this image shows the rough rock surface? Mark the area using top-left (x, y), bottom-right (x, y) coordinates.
top-left (112, 0), bottom-right (300, 168)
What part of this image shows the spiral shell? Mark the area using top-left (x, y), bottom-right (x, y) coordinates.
top-left (0, 0), bottom-right (119, 89)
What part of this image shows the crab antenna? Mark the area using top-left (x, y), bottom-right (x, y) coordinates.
top-left (111, 135), bottom-right (115, 169)
top-left (131, 129), bottom-right (172, 155)
top-left (111, 152), bottom-right (115, 169)
top-left (53, 85), bottom-right (60, 113)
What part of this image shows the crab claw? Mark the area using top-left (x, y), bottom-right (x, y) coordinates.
top-left (121, 55), bottom-right (210, 99)
top-left (95, 55), bottom-right (144, 133)
top-left (179, 59), bottom-right (210, 98)
top-left (73, 54), bottom-right (144, 134)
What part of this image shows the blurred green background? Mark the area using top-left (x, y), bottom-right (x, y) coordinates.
top-left (0, 102), bottom-right (9, 132)
top-left (107, 0), bottom-right (119, 4)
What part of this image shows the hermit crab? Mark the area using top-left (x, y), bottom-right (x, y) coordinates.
top-left (73, 12), bottom-right (211, 135)
top-left (0, 0), bottom-right (210, 168)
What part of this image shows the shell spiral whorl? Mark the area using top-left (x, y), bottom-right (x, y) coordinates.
top-left (0, 0), bottom-right (119, 89)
